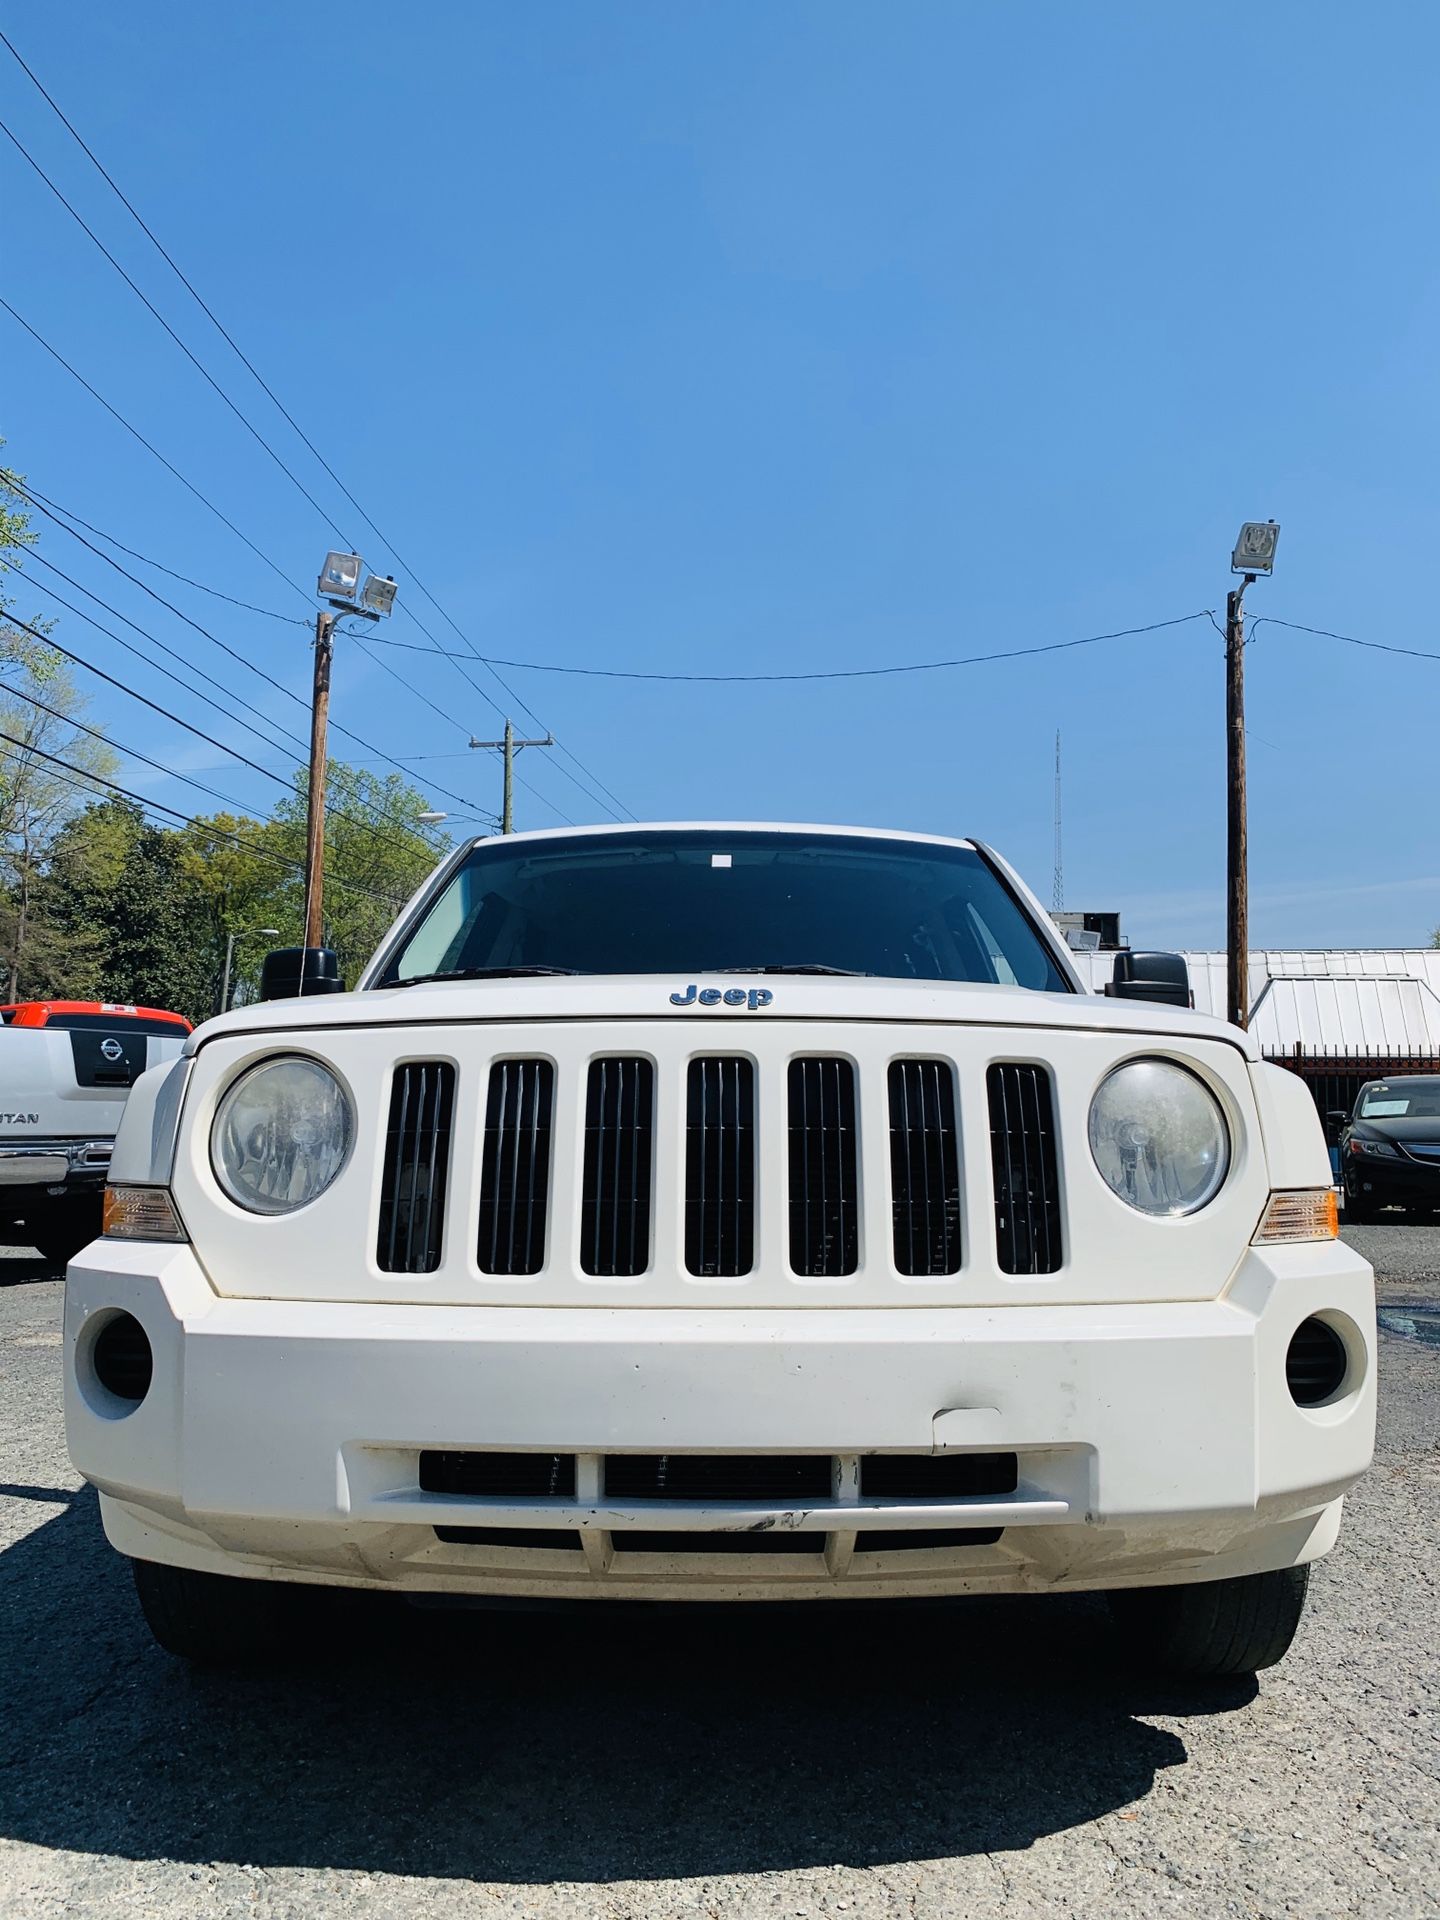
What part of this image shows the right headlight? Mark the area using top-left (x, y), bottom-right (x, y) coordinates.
top-left (212, 1056), bottom-right (352, 1215)
top-left (1088, 1058), bottom-right (1230, 1216)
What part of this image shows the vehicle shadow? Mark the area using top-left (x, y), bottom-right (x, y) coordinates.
top-left (0, 1250), bottom-right (63, 1285)
top-left (0, 1488), bottom-right (1254, 1884)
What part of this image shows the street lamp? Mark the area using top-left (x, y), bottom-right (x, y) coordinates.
top-left (305, 553), bottom-right (400, 951)
top-left (1224, 520), bottom-right (1280, 1031)
top-left (219, 927), bottom-right (280, 1015)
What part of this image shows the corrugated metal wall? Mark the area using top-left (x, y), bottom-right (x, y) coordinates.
top-left (1070, 949), bottom-right (1440, 1051)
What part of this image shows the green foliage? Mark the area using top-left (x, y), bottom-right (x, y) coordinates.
top-left (0, 447), bottom-right (441, 1012)
top-left (31, 800), bottom-right (222, 1021)
top-left (261, 762), bottom-right (443, 992)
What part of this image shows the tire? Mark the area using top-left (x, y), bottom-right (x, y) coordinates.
top-left (31, 1213), bottom-right (101, 1269)
top-left (132, 1558), bottom-right (300, 1665)
top-left (1343, 1187), bottom-right (1379, 1225)
top-left (1107, 1565), bottom-right (1310, 1677)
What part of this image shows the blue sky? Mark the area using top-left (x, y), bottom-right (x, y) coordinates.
top-left (3, 2), bottom-right (1437, 948)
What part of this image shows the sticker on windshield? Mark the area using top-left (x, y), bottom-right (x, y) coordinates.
top-left (711, 853), bottom-right (732, 868)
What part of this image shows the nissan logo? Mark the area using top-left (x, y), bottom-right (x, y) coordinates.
top-left (99, 1037), bottom-right (125, 1063)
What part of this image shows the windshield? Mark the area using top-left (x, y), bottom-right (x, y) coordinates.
top-left (1358, 1079), bottom-right (1440, 1120)
top-left (377, 830), bottom-right (1071, 992)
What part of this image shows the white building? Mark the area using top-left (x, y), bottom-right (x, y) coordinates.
top-left (1069, 949), bottom-right (1440, 1054)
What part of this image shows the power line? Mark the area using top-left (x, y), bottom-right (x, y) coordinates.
top-left (13, 477), bottom-right (307, 624)
top-left (13, 472), bottom-right (569, 827)
top-left (4, 605), bottom-right (494, 855)
top-left (0, 42), bottom-right (632, 823)
top-left (0, 111), bottom-right (354, 545)
top-left (0, 730), bottom-right (407, 907)
top-left (4, 481), bottom-right (498, 825)
top-left (364, 611), bottom-right (1216, 683)
top-left (1250, 614), bottom-right (1440, 664)
top-left (0, 289), bottom-right (594, 830)
top-left (0, 292), bottom-right (303, 602)
top-left (3, 675), bottom-right (302, 823)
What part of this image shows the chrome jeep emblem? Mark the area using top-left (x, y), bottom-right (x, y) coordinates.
top-left (669, 984), bottom-right (774, 1010)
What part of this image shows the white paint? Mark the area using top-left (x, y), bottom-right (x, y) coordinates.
top-left (63, 824), bottom-right (1378, 1604)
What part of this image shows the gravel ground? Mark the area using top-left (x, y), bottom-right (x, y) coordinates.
top-left (0, 1227), bottom-right (1435, 1919)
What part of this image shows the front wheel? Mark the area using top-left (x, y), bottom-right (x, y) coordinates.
top-left (1107, 1565), bottom-right (1310, 1677)
top-left (30, 1201), bottom-right (104, 1270)
top-left (1343, 1186), bottom-right (1380, 1225)
top-left (132, 1559), bottom-right (301, 1665)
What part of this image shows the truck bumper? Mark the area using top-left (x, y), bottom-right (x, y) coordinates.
top-left (64, 1239), bottom-right (1377, 1602)
top-left (0, 1141), bottom-right (110, 1241)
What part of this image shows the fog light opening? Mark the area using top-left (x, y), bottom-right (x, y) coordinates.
top-left (1285, 1316), bottom-right (1349, 1408)
top-left (90, 1311), bottom-right (153, 1406)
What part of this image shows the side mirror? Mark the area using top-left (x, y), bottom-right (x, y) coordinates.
top-left (1327, 1109), bottom-right (1350, 1129)
top-left (1104, 950), bottom-right (1193, 1009)
top-left (259, 946), bottom-right (345, 1001)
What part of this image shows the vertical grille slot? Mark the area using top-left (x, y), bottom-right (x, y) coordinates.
top-left (685, 1058), bottom-right (756, 1276)
top-left (888, 1060), bottom-right (962, 1275)
top-left (581, 1058), bottom-right (655, 1276)
top-left (987, 1063), bottom-right (1062, 1274)
top-left (377, 1063), bottom-right (456, 1273)
top-left (787, 1058), bottom-right (859, 1276)
top-left (478, 1060), bottom-right (555, 1275)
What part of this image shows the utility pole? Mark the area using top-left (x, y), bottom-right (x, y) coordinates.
top-left (218, 924), bottom-right (280, 1016)
top-left (1052, 729), bottom-right (1064, 913)
top-left (303, 609), bottom-right (335, 949)
top-left (302, 552), bottom-right (398, 958)
top-left (1224, 580), bottom-right (1250, 1031)
top-left (469, 720), bottom-right (555, 833)
top-left (1224, 520), bottom-right (1281, 1031)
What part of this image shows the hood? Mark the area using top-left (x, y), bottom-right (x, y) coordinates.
top-left (1349, 1113), bottom-right (1440, 1144)
top-left (187, 973), bottom-right (1256, 1058)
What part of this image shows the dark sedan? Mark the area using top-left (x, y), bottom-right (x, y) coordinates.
top-left (1334, 1075), bottom-right (1440, 1221)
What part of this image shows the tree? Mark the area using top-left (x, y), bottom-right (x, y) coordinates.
top-left (0, 458), bottom-right (118, 998)
top-left (263, 763), bottom-right (443, 989)
top-left (32, 800), bottom-right (221, 1021)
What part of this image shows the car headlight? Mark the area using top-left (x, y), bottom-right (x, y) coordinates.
top-left (212, 1056), bottom-right (353, 1214)
top-left (1348, 1137), bottom-right (1399, 1159)
top-left (1088, 1059), bottom-right (1229, 1216)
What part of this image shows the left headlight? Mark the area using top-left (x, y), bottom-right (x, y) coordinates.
top-left (1088, 1058), bottom-right (1230, 1217)
top-left (212, 1056), bottom-right (353, 1215)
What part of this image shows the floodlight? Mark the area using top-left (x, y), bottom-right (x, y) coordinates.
top-left (318, 551), bottom-right (363, 601)
top-left (361, 573), bottom-right (398, 616)
top-left (416, 811), bottom-right (448, 823)
top-left (1231, 521), bottom-right (1280, 575)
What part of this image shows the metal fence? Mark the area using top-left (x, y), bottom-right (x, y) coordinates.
top-left (1263, 1045), bottom-right (1440, 1131)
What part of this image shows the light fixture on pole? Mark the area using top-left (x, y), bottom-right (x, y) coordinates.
top-left (305, 553), bottom-right (400, 954)
top-left (219, 926), bottom-right (280, 1015)
top-left (1224, 520), bottom-right (1279, 1031)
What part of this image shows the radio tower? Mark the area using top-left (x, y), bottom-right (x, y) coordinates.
top-left (1052, 729), bottom-right (1064, 912)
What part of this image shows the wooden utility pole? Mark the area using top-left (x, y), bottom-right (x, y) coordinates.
top-left (303, 610), bottom-right (335, 947)
top-left (1225, 578), bottom-right (1253, 1030)
top-left (469, 720), bottom-right (554, 833)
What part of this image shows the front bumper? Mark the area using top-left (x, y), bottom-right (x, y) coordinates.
top-left (1345, 1152), bottom-right (1440, 1208)
top-left (0, 1140), bottom-right (111, 1230)
top-left (65, 1240), bottom-right (1377, 1602)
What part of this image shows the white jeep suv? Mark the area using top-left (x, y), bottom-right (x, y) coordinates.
top-left (65, 824), bottom-right (1376, 1673)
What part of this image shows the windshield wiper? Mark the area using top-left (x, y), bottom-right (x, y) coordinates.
top-left (707, 963), bottom-right (871, 977)
top-left (389, 965), bottom-right (584, 988)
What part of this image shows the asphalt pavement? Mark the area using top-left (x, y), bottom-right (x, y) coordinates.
top-left (0, 1227), bottom-right (1435, 1919)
